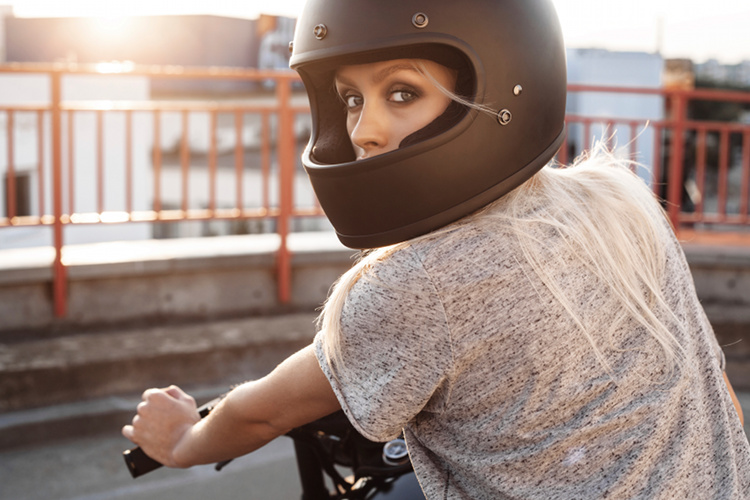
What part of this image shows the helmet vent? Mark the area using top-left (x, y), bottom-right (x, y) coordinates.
top-left (411, 12), bottom-right (429, 29)
top-left (313, 24), bottom-right (328, 40)
top-left (497, 109), bottom-right (512, 126)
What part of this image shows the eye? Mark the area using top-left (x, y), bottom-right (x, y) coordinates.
top-left (390, 88), bottom-right (418, 103)
top-left (342, 93), bottom-right (363, 109)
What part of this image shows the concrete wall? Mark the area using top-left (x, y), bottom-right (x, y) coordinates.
top-left (1, 232), bottom-right (749, 386)
top-left (682, 244), bottom-right (750, 388)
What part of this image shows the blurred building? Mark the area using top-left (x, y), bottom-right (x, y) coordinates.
top-left (257, 15), bottom-right (295, 72)
top-left (695, 59), bottom-right (750, 87)
top-left (663, 58), bottom-right (696, 90)
top-left (565, 48), bottom-right (664, 184)
top-left (3, 13), bottom-right (295, 95)
top-left (0, 4), bottom-right (11, 62)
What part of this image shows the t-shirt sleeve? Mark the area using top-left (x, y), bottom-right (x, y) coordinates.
top-left (661, 215), bottom-right (727, 371)
top-left (314, 246), bottom-right (454, 442)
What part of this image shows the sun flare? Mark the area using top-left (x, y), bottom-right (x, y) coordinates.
top-left (7, 0), bottom-right (299, 20)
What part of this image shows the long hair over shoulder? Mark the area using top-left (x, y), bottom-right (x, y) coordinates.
top-left (317, 144), bottom-right (686, 379)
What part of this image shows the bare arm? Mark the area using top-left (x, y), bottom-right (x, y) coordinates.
top-left (724, 371), bottom-right (744, 426)
top-left (122, 344), bottom-right (341, 468)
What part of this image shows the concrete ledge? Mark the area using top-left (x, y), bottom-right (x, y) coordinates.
top-left (0, 313), bottom-right (318, 413)
top-left (0, 313), bottom-right (317, 449)
top-left (3, 233), bottom-right (746, 334)
top-left (682, 241), bottom-right (750, 323)
top-left (0, 232), bottom-right (356, 333)
top-left (0, 233), bottom-right (352, 285)
top-left (0, 232), bottom-right (749, 376)
top-left (682, 244), bottom-right (750, 267)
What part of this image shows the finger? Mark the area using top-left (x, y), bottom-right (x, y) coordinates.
top-left (165, 385), bottom-right (196, 405)
top-left (165, 385), bottom-right (190, 401)
top-left (122, 424), bottom-right (135, 441)
top-left (142, 388), bottom-right (163, 402)
top-left (142, 388), bottom-right (175, 407)
top-left (164, 385), bottom-right (182, 397)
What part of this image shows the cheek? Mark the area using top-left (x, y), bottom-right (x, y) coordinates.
top-left (396, 96), bottom-right (452, 140)
top-left (345, 115), bottom-right (356, 141)
top-left (427, 94), bottom-right (453, 122)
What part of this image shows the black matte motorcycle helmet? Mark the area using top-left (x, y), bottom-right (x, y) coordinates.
top-left (290, 0), bottom-right (567, 249)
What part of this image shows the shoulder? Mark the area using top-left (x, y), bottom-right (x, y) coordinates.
top-left (343, 244), bottom-right (445, 328)
top-left (411, 210), bottom-right (521, 263)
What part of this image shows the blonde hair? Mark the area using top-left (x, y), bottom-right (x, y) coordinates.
top-left (414, 59), bottom-right (498, 117)
top-left (317, 144), bottom-right (686, 379)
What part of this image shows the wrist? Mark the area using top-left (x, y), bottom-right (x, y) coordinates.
top-left (169, 422), bottom-right (200, 468)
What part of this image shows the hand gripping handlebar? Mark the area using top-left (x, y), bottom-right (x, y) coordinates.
top-left (123, 395), bottom-right (226, 478)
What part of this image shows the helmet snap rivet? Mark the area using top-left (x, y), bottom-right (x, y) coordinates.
top-left (513, 85), bottom-right (523, 96)
top-left (497, 109), bottom-right (512, 126)
top-left (412, 12), bottom-right (429, 29)
top-left (313, 24), bottom-right (328, 40)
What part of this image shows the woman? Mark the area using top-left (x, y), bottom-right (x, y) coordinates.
top-left (123, 0), bottom-right (750, 497)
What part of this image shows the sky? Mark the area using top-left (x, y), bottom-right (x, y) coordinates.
top-left (3, 0), bottom-right (749, 64)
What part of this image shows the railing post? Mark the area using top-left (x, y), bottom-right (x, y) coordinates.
top-left (6, 111), bottom-right (16, 220)
top-left (276, 76), bottom-right (294, 304)
top-left (667, 92), bottom-right (687, 232)
top-left (51, 69), bottom-right (67, 317)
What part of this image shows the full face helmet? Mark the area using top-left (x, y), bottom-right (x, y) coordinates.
top-left (290, 0), bottom-right (567, 249)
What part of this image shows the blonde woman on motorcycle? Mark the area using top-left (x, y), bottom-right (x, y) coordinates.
top-left (124, 0), bottom-right (750, 498)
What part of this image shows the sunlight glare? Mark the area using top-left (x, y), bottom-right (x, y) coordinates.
top-left (11, 0), bottom-right (154, 18)
top-left (8, 0), bottom-right (304, 19)
top-left (95, 60), bottom-right (136, 74)
top-left (7, 0), bottom-right (750, 63)
top-left (100, 211), bottom-right (131, 223)
top-left (84, 16), bottom-right (136, 48)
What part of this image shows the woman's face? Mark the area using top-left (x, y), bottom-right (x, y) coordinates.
top-left (334, 59), bottom-right (457, 160)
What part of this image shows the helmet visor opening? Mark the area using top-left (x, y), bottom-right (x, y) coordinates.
top-left (301, 44), bottom-right (476, 165)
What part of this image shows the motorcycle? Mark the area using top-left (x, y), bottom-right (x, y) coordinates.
top-left (123, 395), bottom-right (425, 499)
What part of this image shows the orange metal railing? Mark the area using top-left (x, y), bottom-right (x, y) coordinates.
top-left (1, 63), bottom-right (749, 318)
top-left (563, 84), bottom-right (750, 230)
top-left (0, 63), bottom-right (317, 317)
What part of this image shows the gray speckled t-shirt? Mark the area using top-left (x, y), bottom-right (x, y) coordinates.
top-left (314, 195), bottom-right (750, 499)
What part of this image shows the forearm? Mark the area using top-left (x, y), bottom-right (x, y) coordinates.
top-left (127, 344), bottom-right (342, 469)
top-left (173, 381), bottom-right (285, 467)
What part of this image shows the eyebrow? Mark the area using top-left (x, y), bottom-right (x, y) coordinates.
top-left (335, 63), bottom-right (420, 88)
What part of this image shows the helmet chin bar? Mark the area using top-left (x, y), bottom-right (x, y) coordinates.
top-left (313, 127), bottom-right (566, 249)
top-left (291, 0), bottom-right (568, 248)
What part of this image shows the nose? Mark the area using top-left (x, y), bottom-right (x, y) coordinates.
top-left (349, 103), bottom-right (389, 159)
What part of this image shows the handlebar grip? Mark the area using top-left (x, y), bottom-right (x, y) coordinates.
top-left (123, 446), bottom-right (163, 478)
